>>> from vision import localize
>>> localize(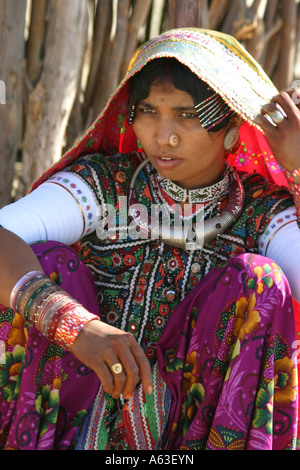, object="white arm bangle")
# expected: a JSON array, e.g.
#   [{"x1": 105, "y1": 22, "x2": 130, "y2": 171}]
[
  {"x1": 46, "y1": 171, "x2": 99, "y2": 237},
  {"x1": 258, "y1": 206, "x2": 300, "y2": 302},
  {"x1": 0, "y1": 172, "x2": 98, "y2": 245}
]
